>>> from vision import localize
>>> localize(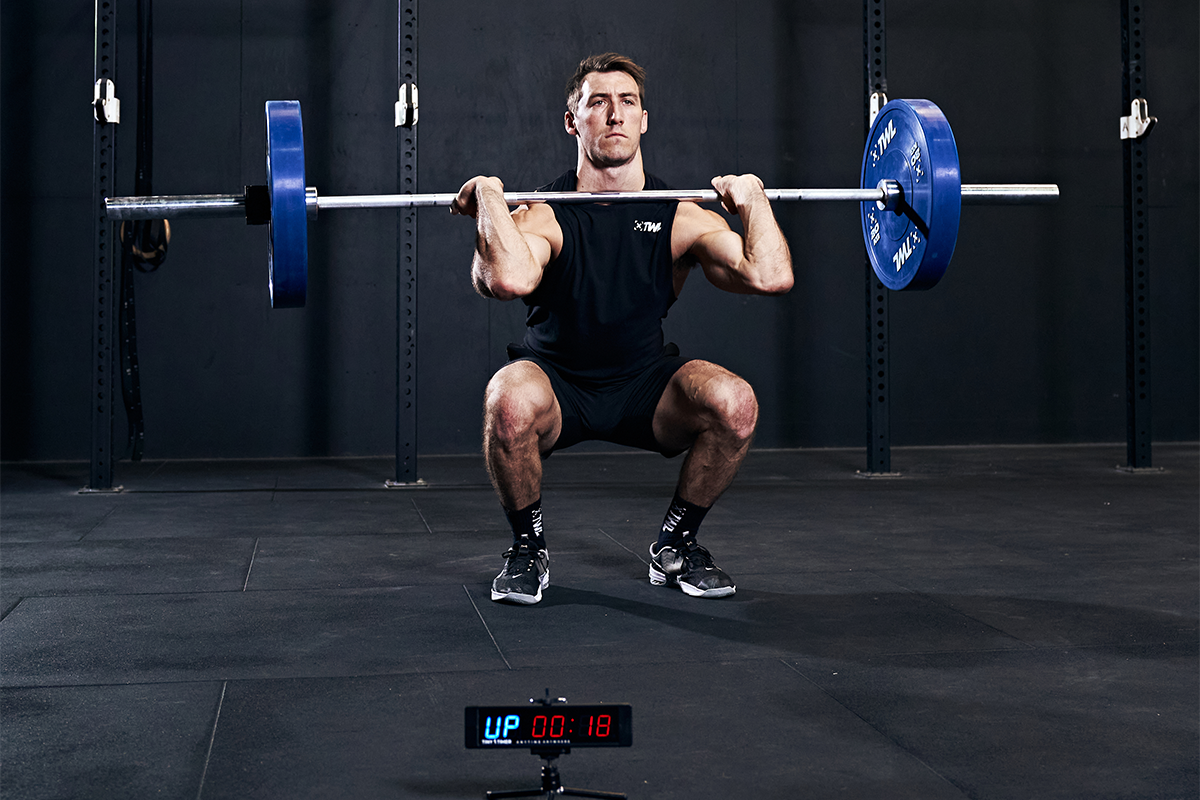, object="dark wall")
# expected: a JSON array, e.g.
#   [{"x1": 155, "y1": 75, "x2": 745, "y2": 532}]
[{"x1": 2, "y1": 0, "x2": 1197, "y2": 461}]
